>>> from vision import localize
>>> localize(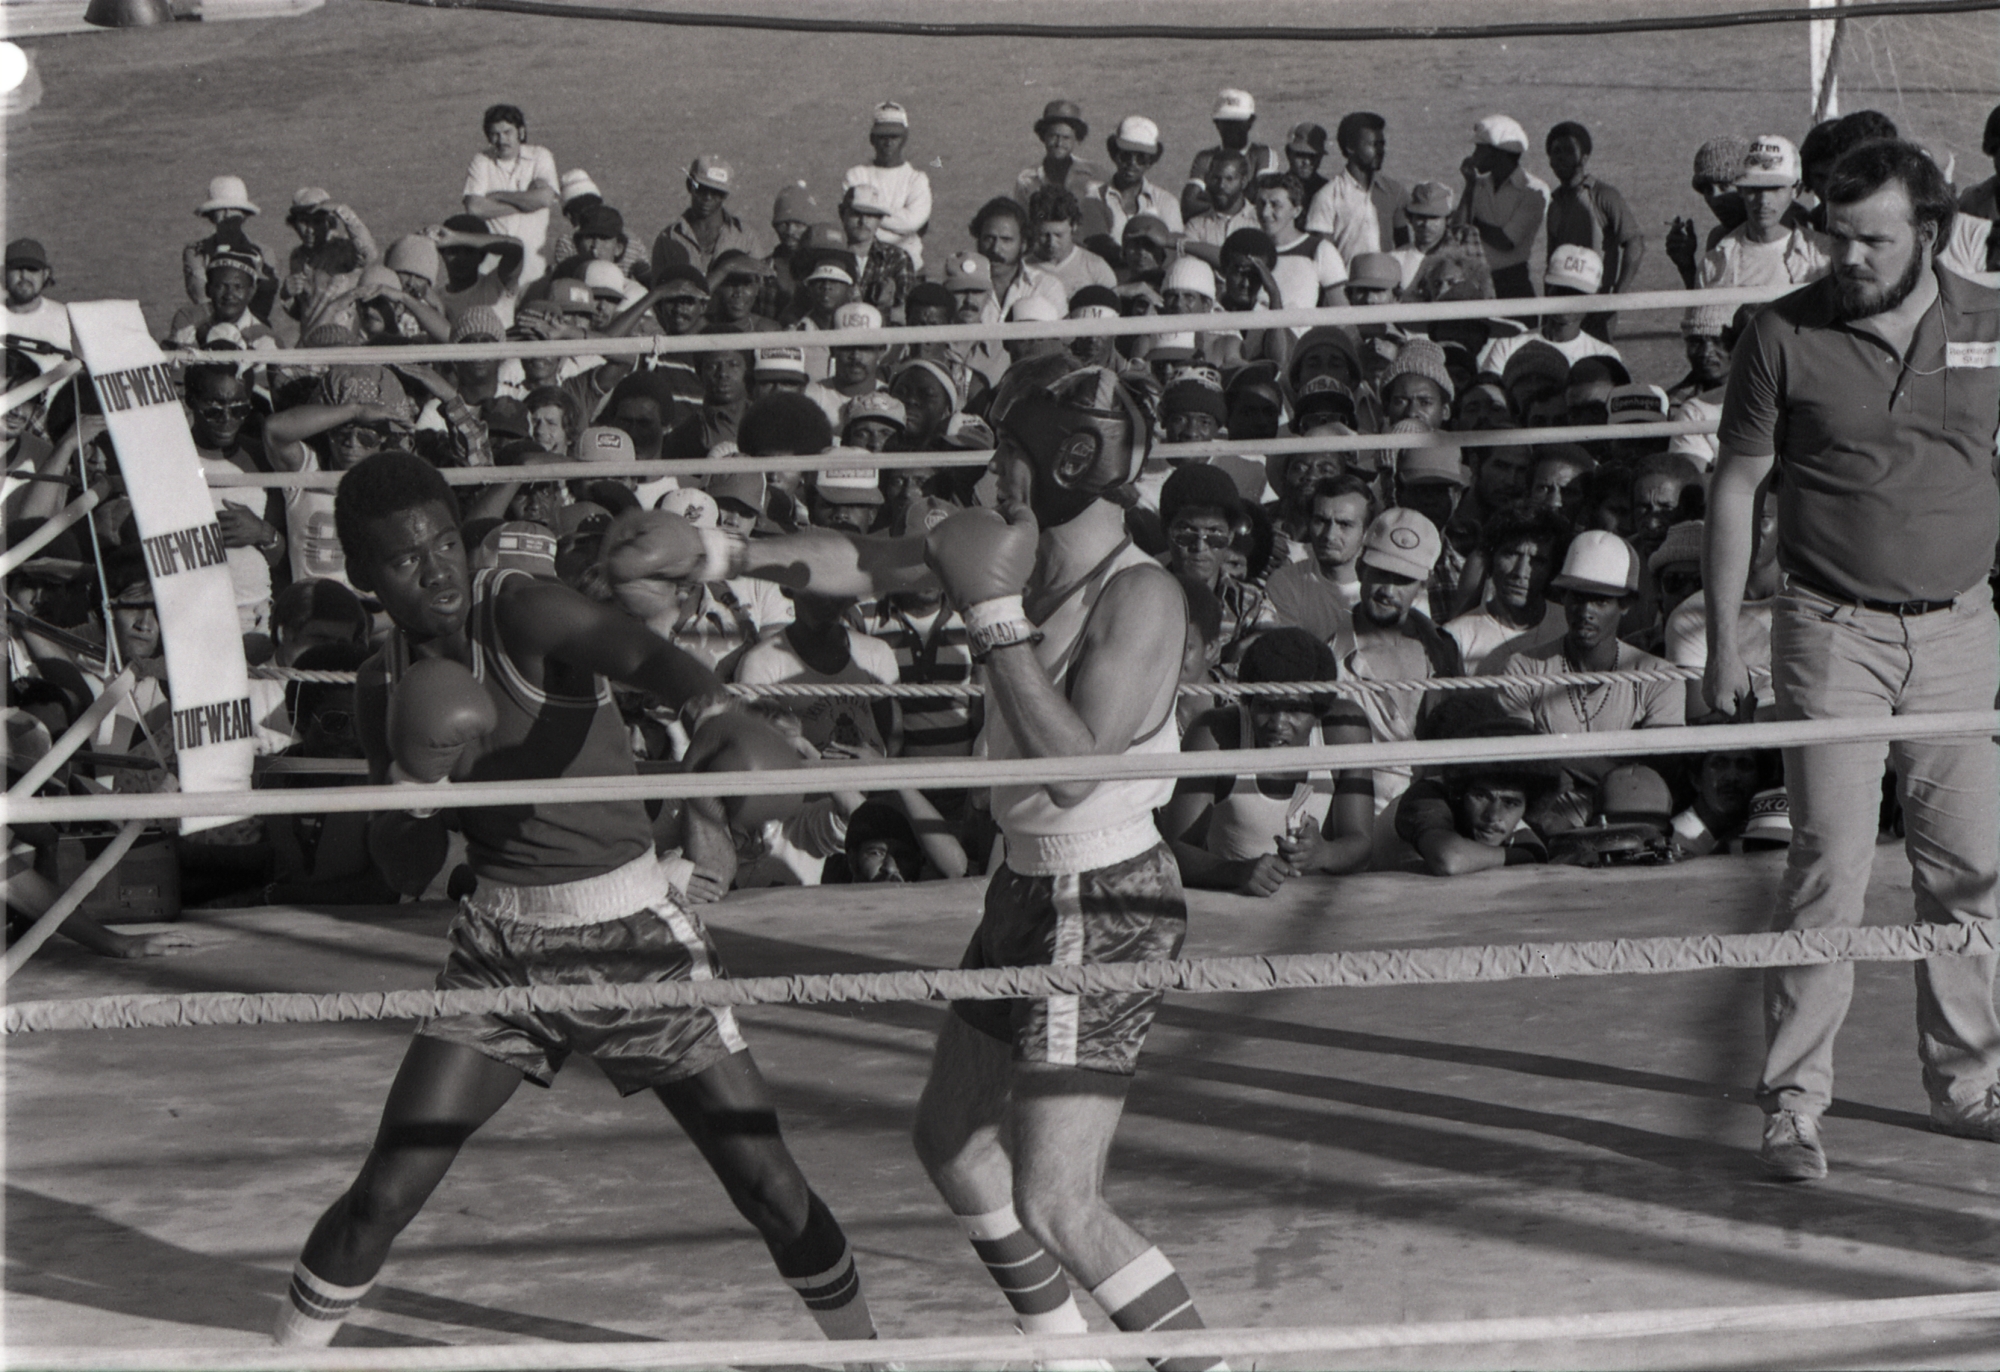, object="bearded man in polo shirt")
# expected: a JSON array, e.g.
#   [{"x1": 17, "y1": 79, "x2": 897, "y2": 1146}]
[{"x1": 1706, "y1": 139, "x2": 2000, "y2": 1178}]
